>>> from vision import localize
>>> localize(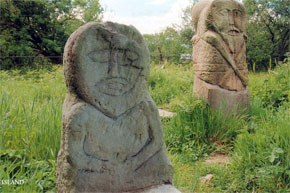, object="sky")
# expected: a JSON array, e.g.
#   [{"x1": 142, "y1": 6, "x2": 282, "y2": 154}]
[{"x1": 99, "y1": 0, "x2": 194, "y2": 34}]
